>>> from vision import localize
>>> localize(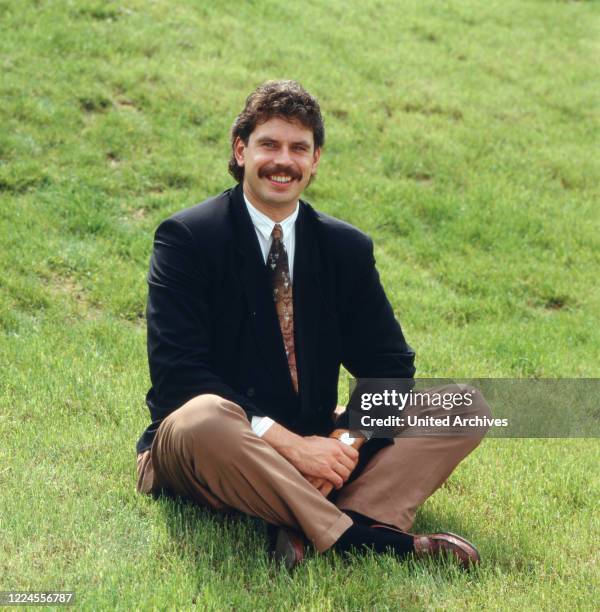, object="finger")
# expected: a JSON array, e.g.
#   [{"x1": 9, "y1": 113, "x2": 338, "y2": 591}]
[
  {"x1": 325, "y1": 469, "x2": 344, "y2": 489},
  {"x1": 320, "y1": 482, "x2": 334, "y2": 497},
  {"x1": 332, "y1": 462, "x2": 351, "y2": 482},
  {"x1": 307, "y1": 476, "x2": 325, "y2": 489},
  {"x1": 336, "y1": 451, "x2": 357, "y2": 472},
  {"x1": 338, "y1": 442, "x2": 359, "y2": 462},
  {"x1": 318, "y1": 476, "x2": 334, "y2": 493}
]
